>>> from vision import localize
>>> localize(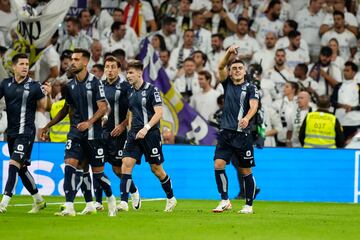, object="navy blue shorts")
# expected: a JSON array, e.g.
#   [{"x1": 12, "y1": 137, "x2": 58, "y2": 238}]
[
  {"x1": 214, "y1": 129, "x2": 255, "y2": 168},
  {"x1": 7, "y1": 134, "x2": 35, "y2": 166},
  {"x1": 123, "y1": 129, "x2": 164, "y2": 165},
  {"x1": 103, "y1": 132, "x2": 127, "y2": 167},
  {"x1": 64, "y1": 138, "x2": 105, "y2": 167}
]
